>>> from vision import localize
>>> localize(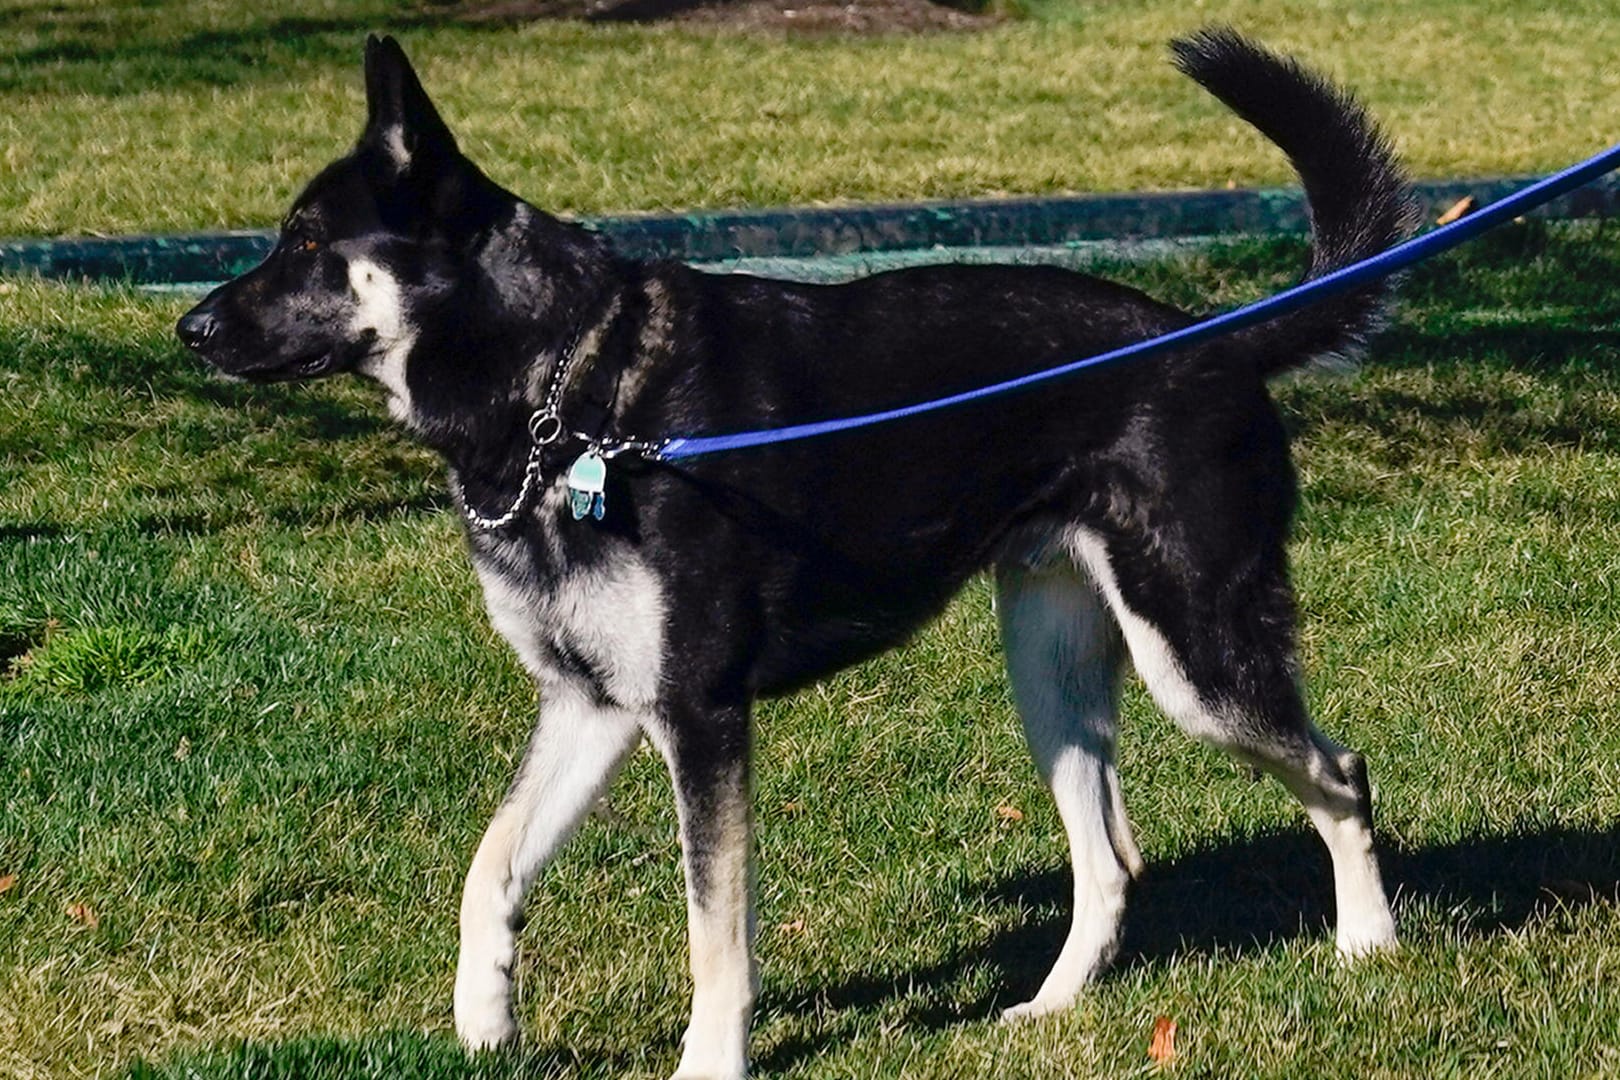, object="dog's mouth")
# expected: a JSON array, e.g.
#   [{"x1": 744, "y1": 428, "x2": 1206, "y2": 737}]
[
  {"x1": 233, "y1": 330, "x2": 384, "y2": 384},
  {"x1": 216, "y1": 348, "x2": 343, "y2": 384}
]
